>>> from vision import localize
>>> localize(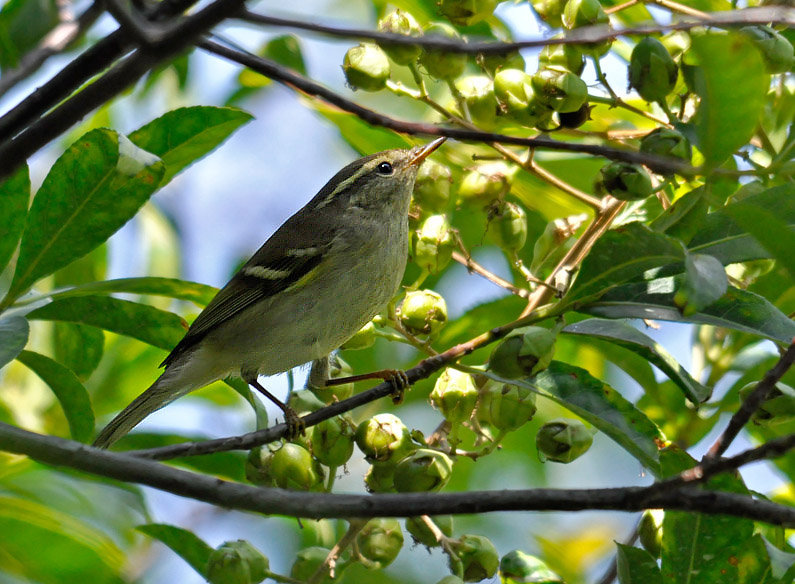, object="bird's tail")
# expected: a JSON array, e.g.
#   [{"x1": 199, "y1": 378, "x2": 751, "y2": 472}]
[{"x1": 93, "y1": 374, "x2": 185, "y2": 449}]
